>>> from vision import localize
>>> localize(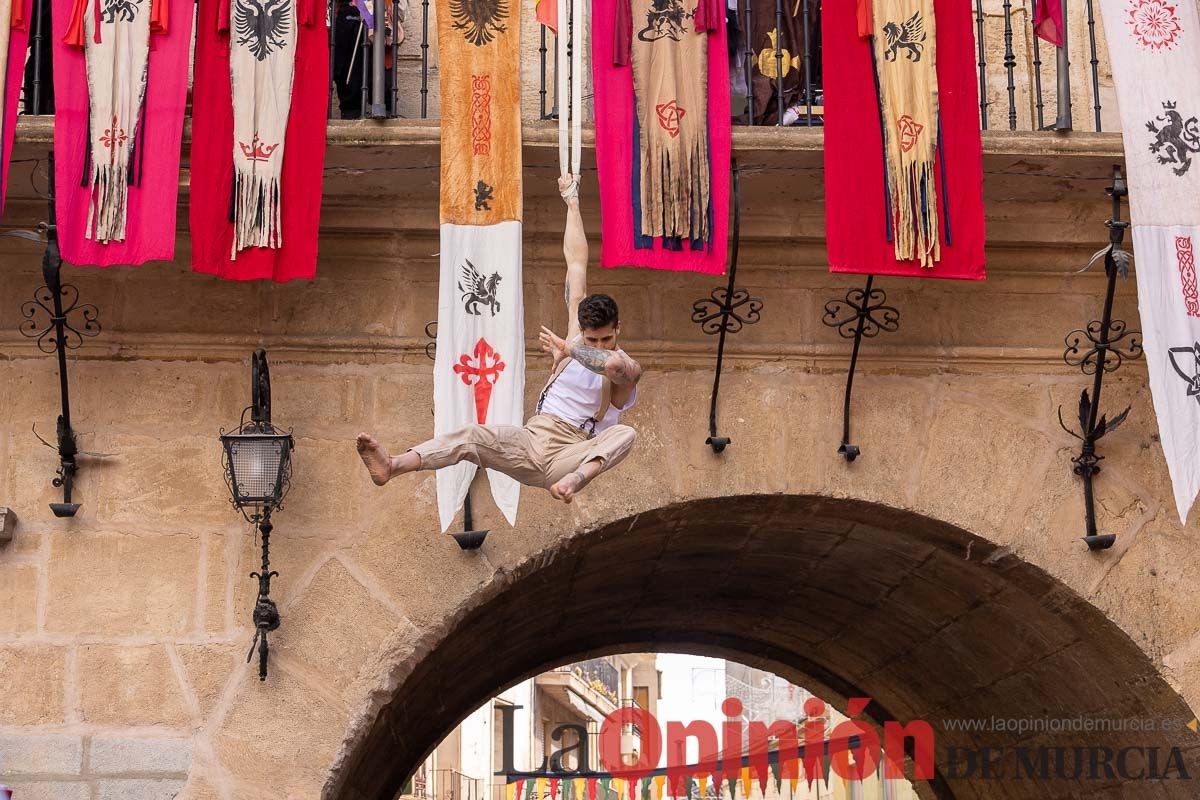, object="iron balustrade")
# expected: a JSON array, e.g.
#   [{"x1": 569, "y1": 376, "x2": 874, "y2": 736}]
[
  {"x1": 9, "y1": 0, "x2": 1108, "y2": 129},
  {"x1": 433, "y1": 769, "x2": 483, "y2": 800},
  {"x1": 619, "y1": 698, "x2": 645, "y2": 737}
]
